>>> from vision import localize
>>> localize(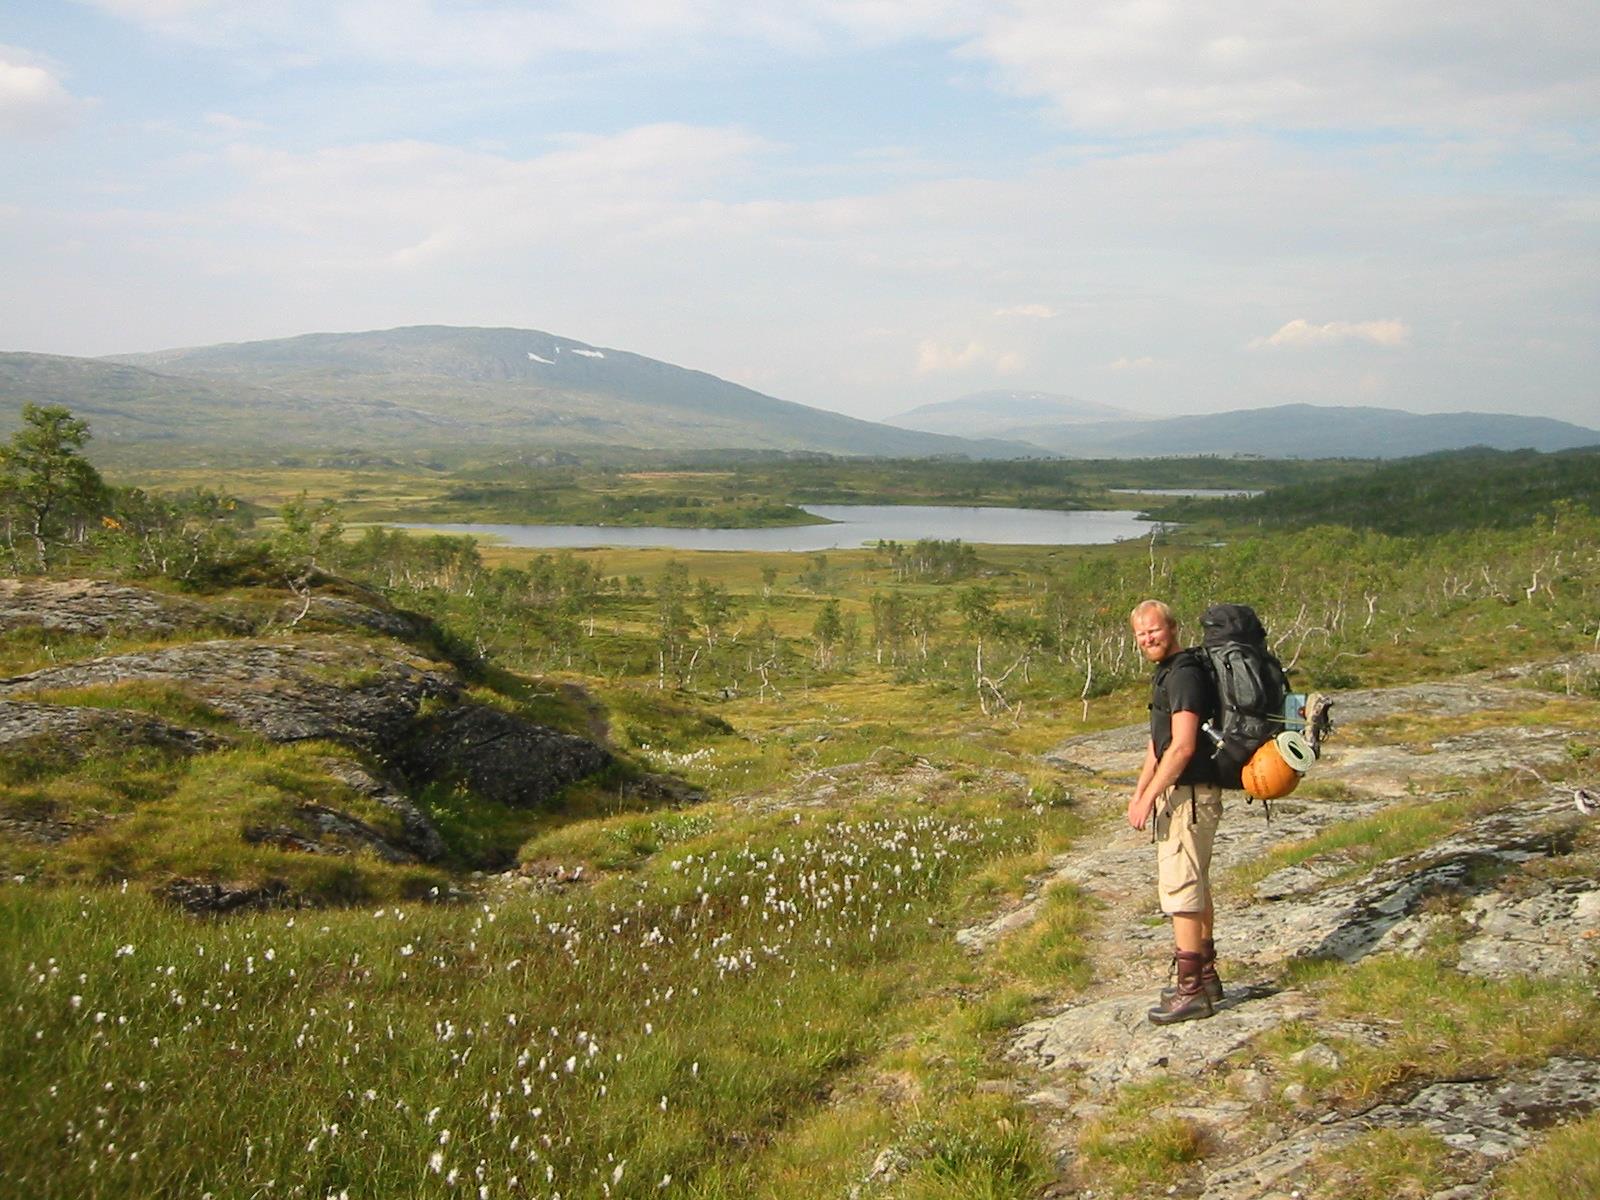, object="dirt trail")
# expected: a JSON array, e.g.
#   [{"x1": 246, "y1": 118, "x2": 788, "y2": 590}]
[{"x1": 966, "y1": 657, "x2": 1600, "y2": 1199}]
